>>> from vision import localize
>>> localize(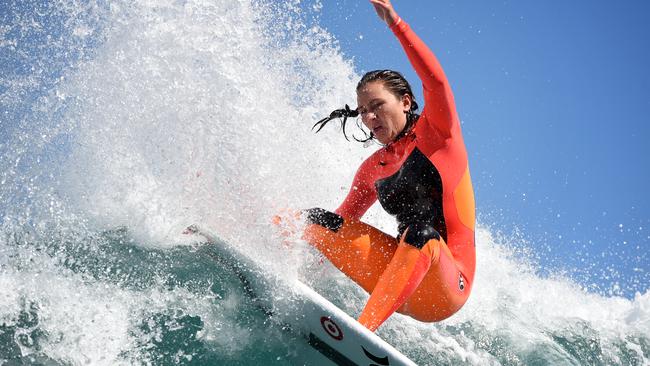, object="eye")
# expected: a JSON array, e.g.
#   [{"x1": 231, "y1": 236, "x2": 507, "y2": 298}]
[{"x1": 358, "y1": 100, "x2": 385, "y2": 117}]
